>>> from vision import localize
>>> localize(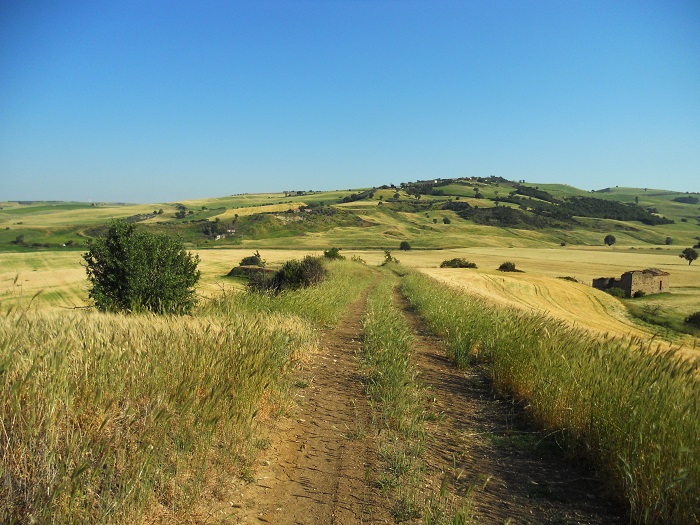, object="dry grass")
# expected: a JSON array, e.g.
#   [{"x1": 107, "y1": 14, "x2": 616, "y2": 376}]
[
  {"x1": 0, "y1": 259, "x2": 375, "y2": 524},
  {"x1": 401, "y1": 270, "x2": 700, "y2": 524}
]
